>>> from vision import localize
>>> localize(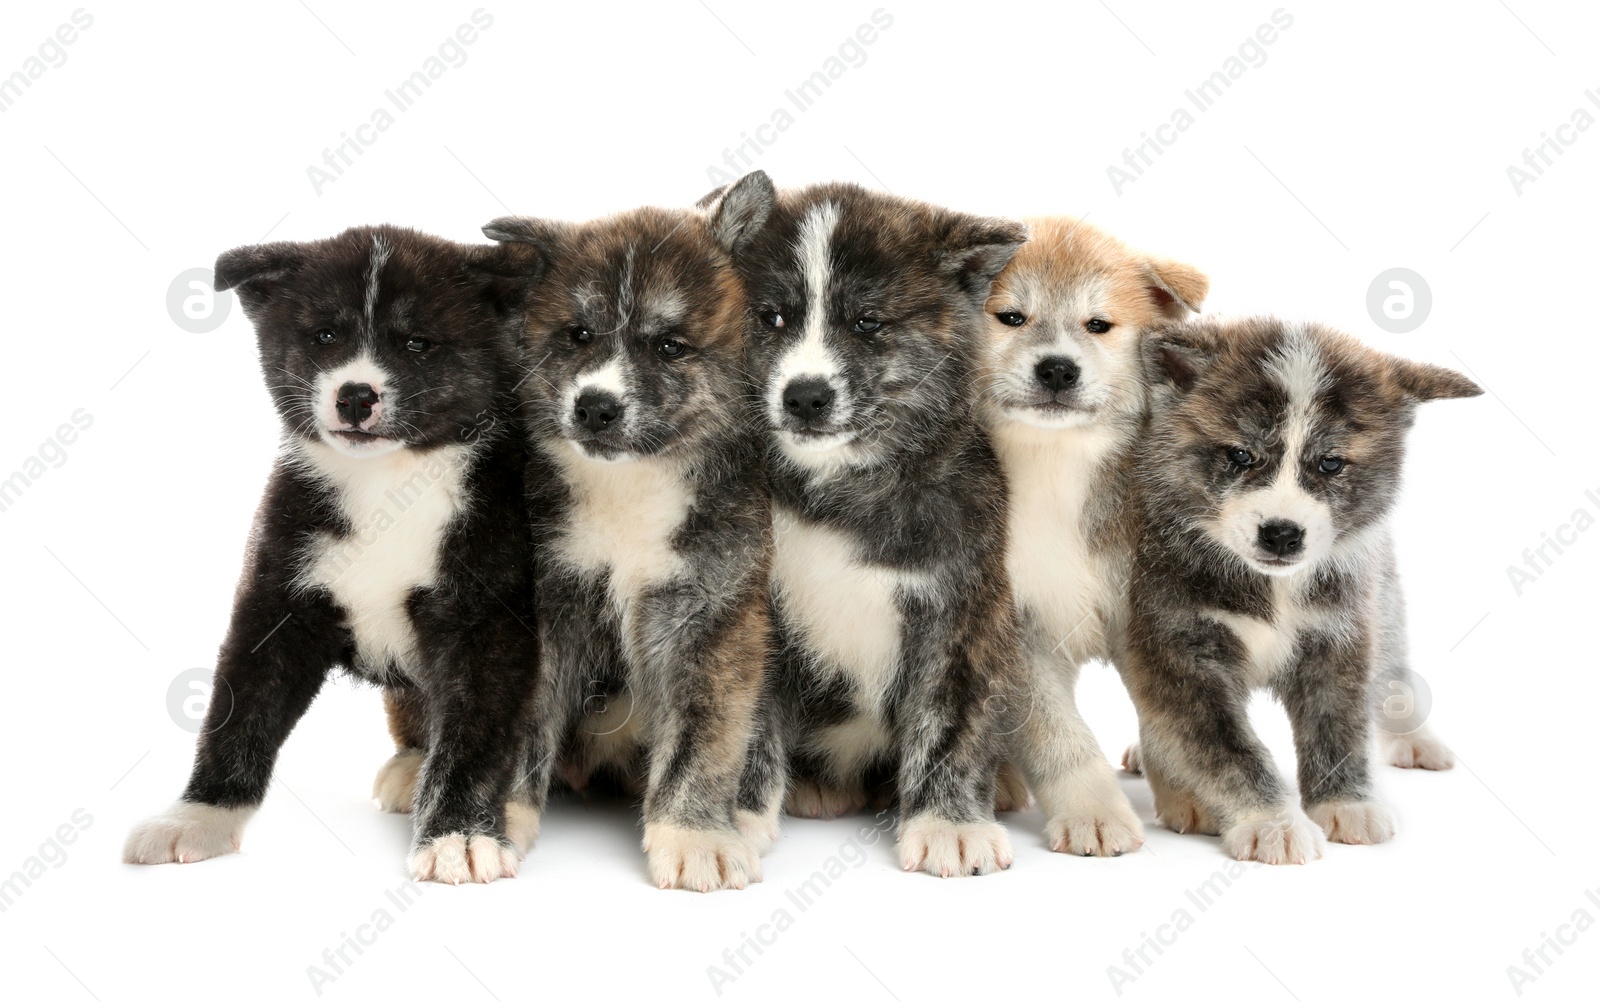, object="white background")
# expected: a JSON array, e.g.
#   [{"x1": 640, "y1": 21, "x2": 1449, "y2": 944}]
[{"x1": 2, "y1": 2, "x2": 1597, "y2": 1000}]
